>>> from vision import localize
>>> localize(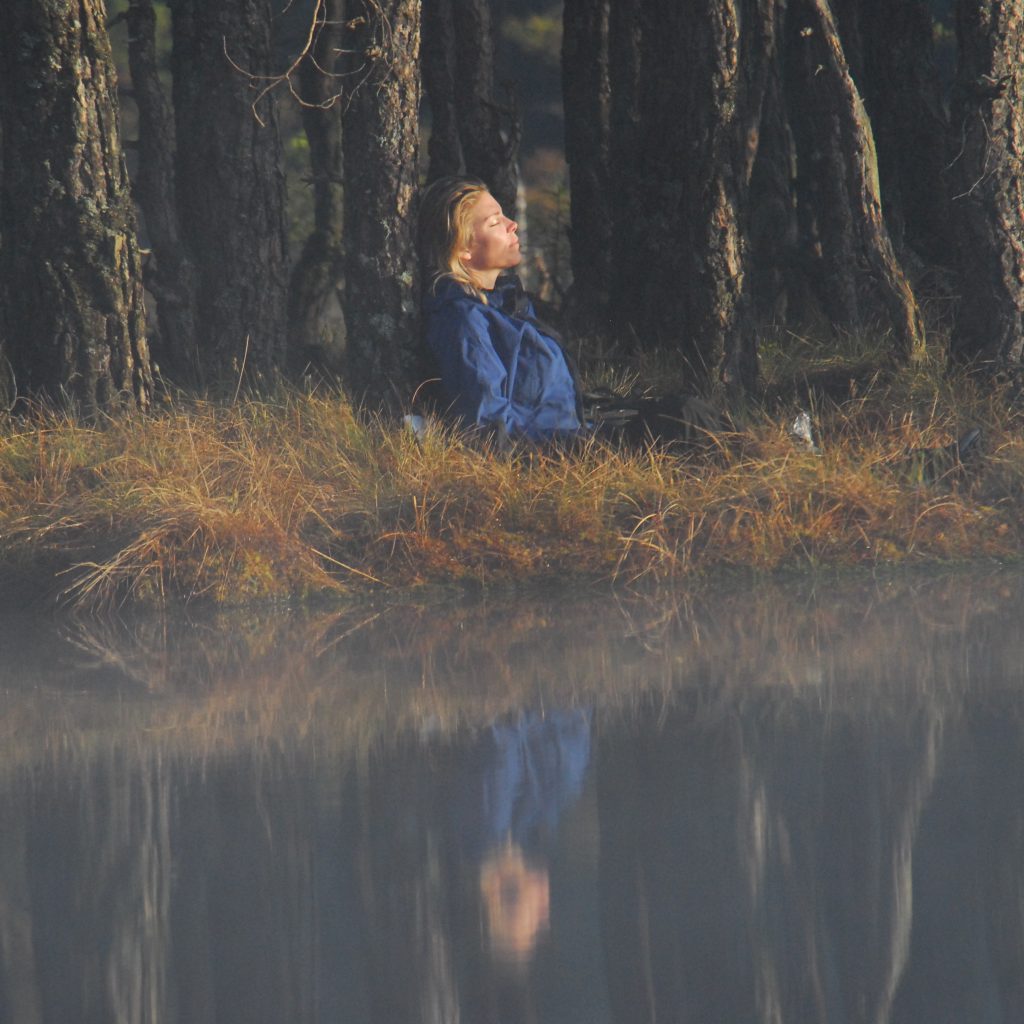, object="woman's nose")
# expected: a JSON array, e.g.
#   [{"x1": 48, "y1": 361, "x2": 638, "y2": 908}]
[{"x1": 508, "y1": 218, "x2": 518, "y2": 234}]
